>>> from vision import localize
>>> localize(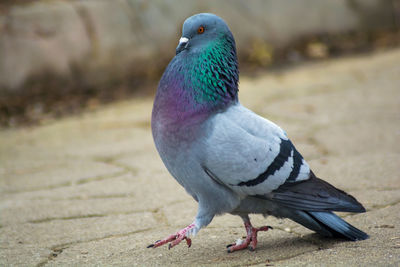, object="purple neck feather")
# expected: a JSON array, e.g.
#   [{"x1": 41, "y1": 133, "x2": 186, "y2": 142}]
[{"x1": 152, "y1": 35, "x2": 239, "y2": 134}]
